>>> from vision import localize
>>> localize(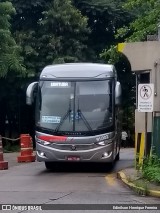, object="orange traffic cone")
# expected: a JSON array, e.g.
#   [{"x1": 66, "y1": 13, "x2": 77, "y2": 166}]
[
  {"x1": 0, "y1": 135, "x2": 8, "y2": 170},
  {"x1": 17, "y1": 134, "x2": 36, "y2": 162}
]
